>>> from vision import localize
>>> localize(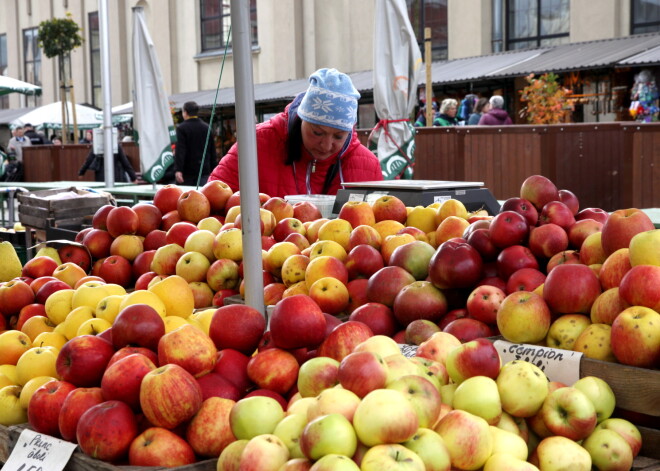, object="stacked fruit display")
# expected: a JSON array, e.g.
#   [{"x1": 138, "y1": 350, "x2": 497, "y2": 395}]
[{"x1": 0, "y1": 173, "x2": 658, "y2": 469}]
